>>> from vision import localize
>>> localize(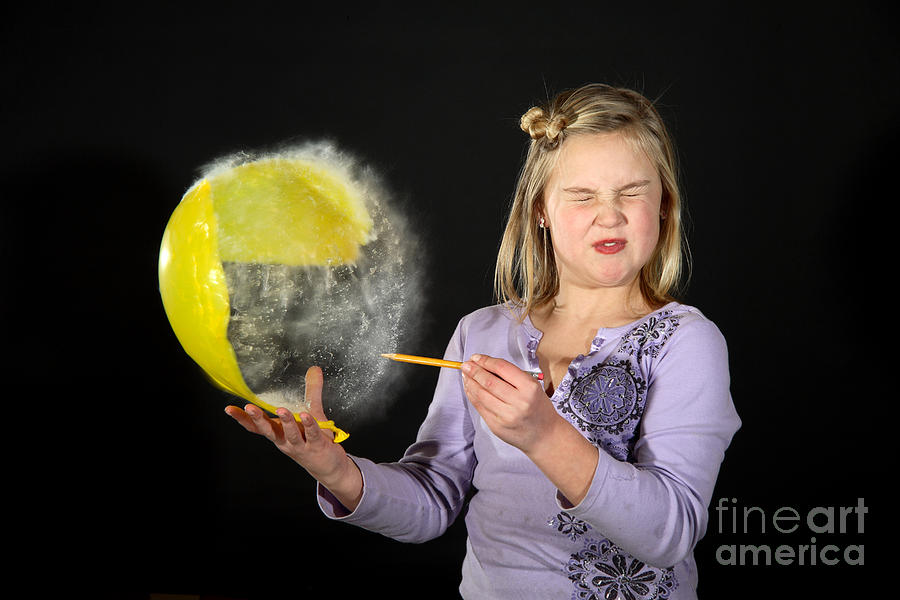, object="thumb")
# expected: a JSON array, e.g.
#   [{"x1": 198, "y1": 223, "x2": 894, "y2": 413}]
[{"x1": 304, "y1": 365, "x2": 327, "y2": 421}]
